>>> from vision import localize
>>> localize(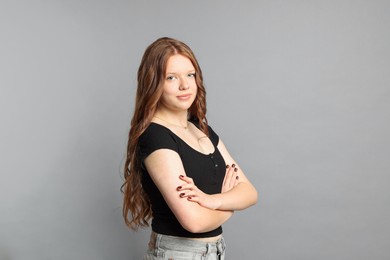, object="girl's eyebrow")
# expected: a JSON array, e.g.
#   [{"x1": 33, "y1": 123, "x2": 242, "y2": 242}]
[{"x1": 166, "y1": 70, "x2": 196, "y2": 74}]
